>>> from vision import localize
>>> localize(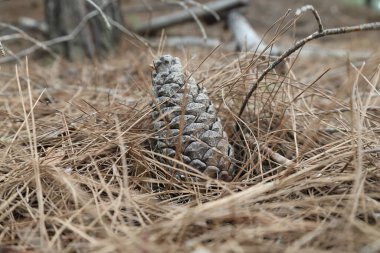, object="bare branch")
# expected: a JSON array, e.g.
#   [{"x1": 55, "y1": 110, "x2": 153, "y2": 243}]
[
  {"x1": 177, "y1": 1, "x2": 208, "y2": 40},
  {"x1": 259, "y1": 144, "x2": 296, "y2": 167},
  {"x1": 185, "y1": 0, "x2": 221, "y2": 21},
  {"x1": 0, "y1": 11, "x2": 97, "y2": 64},
  {"x1": 0, "y1": 33, "x2": 23, "y2": 41},
  {"x1": 86, "y1": 0, "x2": 112, "y2": 30},
  {"x1": 238, "y1": 8, "x2": 380, "y2": 118},
  {"x1": 0, "y1": 2, "x2": 146, "y2": 64},
  {"x1": 295, "y1": 5, "x2": 323, "y2": 32},
  {"x1": 0, "y1": 22, "x2": 57, "y2": 58},
  {"x1": 244, "y1": 134, "x2": 296, "y2": 168}
]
